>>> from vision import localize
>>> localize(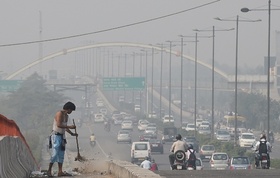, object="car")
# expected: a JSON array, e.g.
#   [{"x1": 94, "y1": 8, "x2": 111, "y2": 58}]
[
  {"x1": 119, "y1": 95, "x2": 125, "y2": 102},
  {"x1": 228, "y1": 129, "x2": 242, "y2": 140},
  {"x1": 148, "y1": 111, "x2": 157, "y2": 119},
  {"x1": 139, "y1": 133, "x2": 155, "y2": 141},
  {"x1": 112, "y1": 113, "x2": 122, "y2": 121},
  {"x1": 238, "y1": 132, "x2": 256, "y2": 148},
  {"x1": 112, "y1": 110, "x2": 120, "y2": 115},
  {"x1": 96, "y1": 100, "x2": 104, "y2": 107},
  {"x1": 196, "y1": 158, "x2": 204, "y2": 170},
  {"x1": 199, "y1": 145, "x2": 215, "y2": 160},
  {"x1": 149, "y1": 139, "x2": 164, "y2": 154},
  {"x1": 144, "y1": 127, "x2": 157, "y2": 135},
  {"x1": 131, "y1": 142, "x2": 151, "y2": 164},
  {"x1": 229, "y1": 156, "x2": 251, "y2": 170},
  {"x1": 196, "y1": 119, "x2": 203, "y2": 127},
  {"x1": 117, "y1": 130, "x2": 132, "y2": 143},
  {"x1": 121, "y1": 120, "x2": 133, "y2": 130},
  {"x1": 124, "y1": 115, "x2": 138, "y2": 125},
  {"x1": 210, "y1": 152, "x2": 229, "y2": 170},
  {"x1": 94, "y1": 114, "x2": 105, "y2": 123},
  {"x1": 183, "y1": 136, "x2": 199, "y2": 152},
  {"x1": 185, "y1": 123, "x2": 196, "y2": 132},
  {"x1": 162, "y1": 126, "x2": 177, "y2": 142},
  {"x1": 114, "y1": 117, "x2": 123, "y2": 125},
  {"x1": 181, "y1": 121, "x2": 188, "y2": 130},
  {"x1": 198, "y1": 125, "x2": 211, "y2": 135},
  {"x1": 162, "y1": 115, "x2": 174, "y2": 123},
  {"x1": 200, "y1": 121, "x2": 210, "y2": 127},
  {"x1": 138, "y1": 120, "x2": 149, "y2": 131},
  {"x1": 215, "y1": 130, "x2": 231, "y2": 142},
  {"x1": 147, "y1": 123, "x2": 157, "y2": 128},
  {"x1": 134, "y1": 105, "x2": 141, "y2": 112},
  {"x1": 99, "y1": 107, "x2": 107, "y2": 115}
]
